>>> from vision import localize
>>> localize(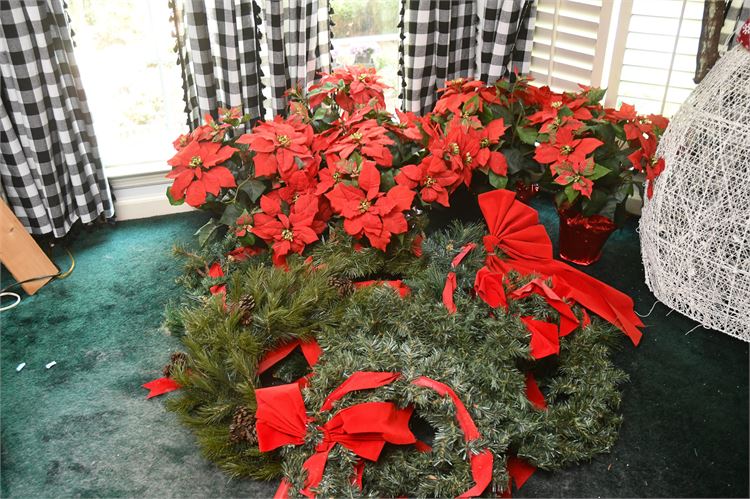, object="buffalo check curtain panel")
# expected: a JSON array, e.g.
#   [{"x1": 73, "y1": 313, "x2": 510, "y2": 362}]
[{"x1": 0, "y1": 0, "x2": 114, "y2": 237}]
